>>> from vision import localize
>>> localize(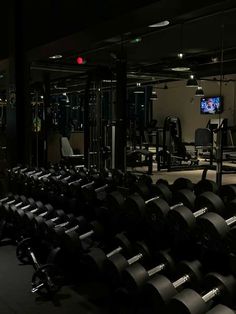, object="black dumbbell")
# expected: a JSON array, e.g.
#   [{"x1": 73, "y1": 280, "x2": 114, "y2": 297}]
[
  {"x1": 121, "y1": 250, "x2": 175, "y2": 293},
  {"x1": 206, "y1": 304, "x2": 235, "y2": 314},
  {"x1": 83, "y1": 232, "x2": 133, "y2": 276},
  {"x1": 16, "y1": 238, "x2": 62, "y2": 296},
  {"x1": 124, "y1": 183, "x2": 173, "y2": 227},
  {"x1": 168, "y1": 273, "x2": 236, "y2": 314},
  {"x1": 1, "y1": 195, "x2": 29, "y2": 217},
  {"x1": 219, "y1": 185, "x2": 236, "y2": 204},
  {"x1": 167, "y1": 191, "x2": 225, "y2": 240},
  {"x1": 59, "y1": 220, "x2": 105, "y2": 252},
  {"x1": 197, "y1": 201, "x2": 236, "y2": 253},
  {"x1": 143, "y1": 260, "x2": 202, "y2": 310},
  {"x1": 103, "y1": 241, "x2": 152, "y2": 286}
]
